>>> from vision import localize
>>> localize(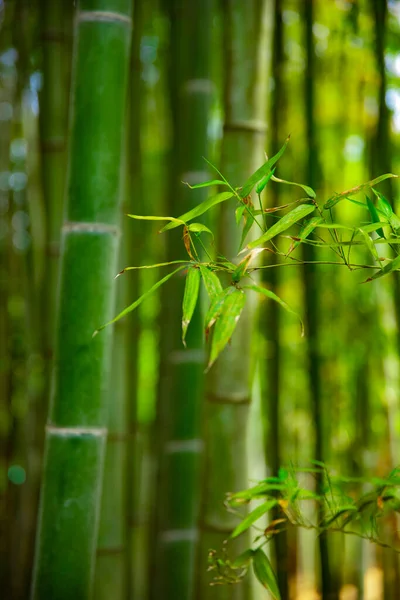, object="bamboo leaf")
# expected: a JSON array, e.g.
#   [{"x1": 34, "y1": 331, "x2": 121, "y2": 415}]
[
  {"x1": 231, "y1": 500, "x2": 278, "y2": 538},
  {"x1": 187, "y1": 222, "x2": 214, "y2": 237},
  {"x1": 127, "y1": 213, "x2": 184, "y2": 226},
  {"x1": 358, "y1": 228, "x2": 381, "y2": 266},
  {"x1": 252, "y1": 549, "x2": 281, "y2": 600},
  {"x1": 207, "y1": 289, "x2": 246, "y2": 369},
  {"x1": 255, "y1": 168, "x2": 275, "y2": 195},
  {"x1": 235, "y1": 204, "x2": 246, "y2": 225},
  {"x1": 182, "y1": 267, "x2": 201, "y2": 346},
  {"x1": 286, "y1": 216, "x2": 323, "y2": 255},
  {"x1": 364, "y1": 254, "x2": 400, "y2": 283},
  {"x1": 183, "y1": 179, "x2": 229, "y2": 189},
  {"x1": 231, "y1": 550, "x2": 254, "y2": 568},
  {"x1": 243, "y1": 284, "x2": 304, "y2": 336},
  {"x1": 199, "y1": 265, "x2": 223, "y2": 300},
  {"x1": 366, "y1": 196, "x2": 384, "y2": 239},
  {"x1": 94, "y1": 266, "x2": 187, "y2": 334},
  {"x1": 240, "y1": 136, "x2": 290, "y2": 198},
  {"x1": 117, "y1": 260, "x2": 189, "y2": 276},
  {"x1": 160, "y1": 191, "x2": 235, "y2": 232},
  {"x1": 271, "y1": 174, "x2": 316, "y2": 198},
  {"x1": 373, "y1": 189, "x2": 400, "y2": 232},
  {"x1": 204, "y1": 287, "x2": 234, "y2": 333},
  {"x1": 323, "y1": 173, "x2": 398, "y2": 209},
  {"x1": 239, "y1": 214, "x2": 255, "y2": 252},
  {"x1": 232, "y1": 249, "x2": 265, "y2": 283},
  {"x1": 246, "y1": 204, "x2": 315, "y2": 250}
]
